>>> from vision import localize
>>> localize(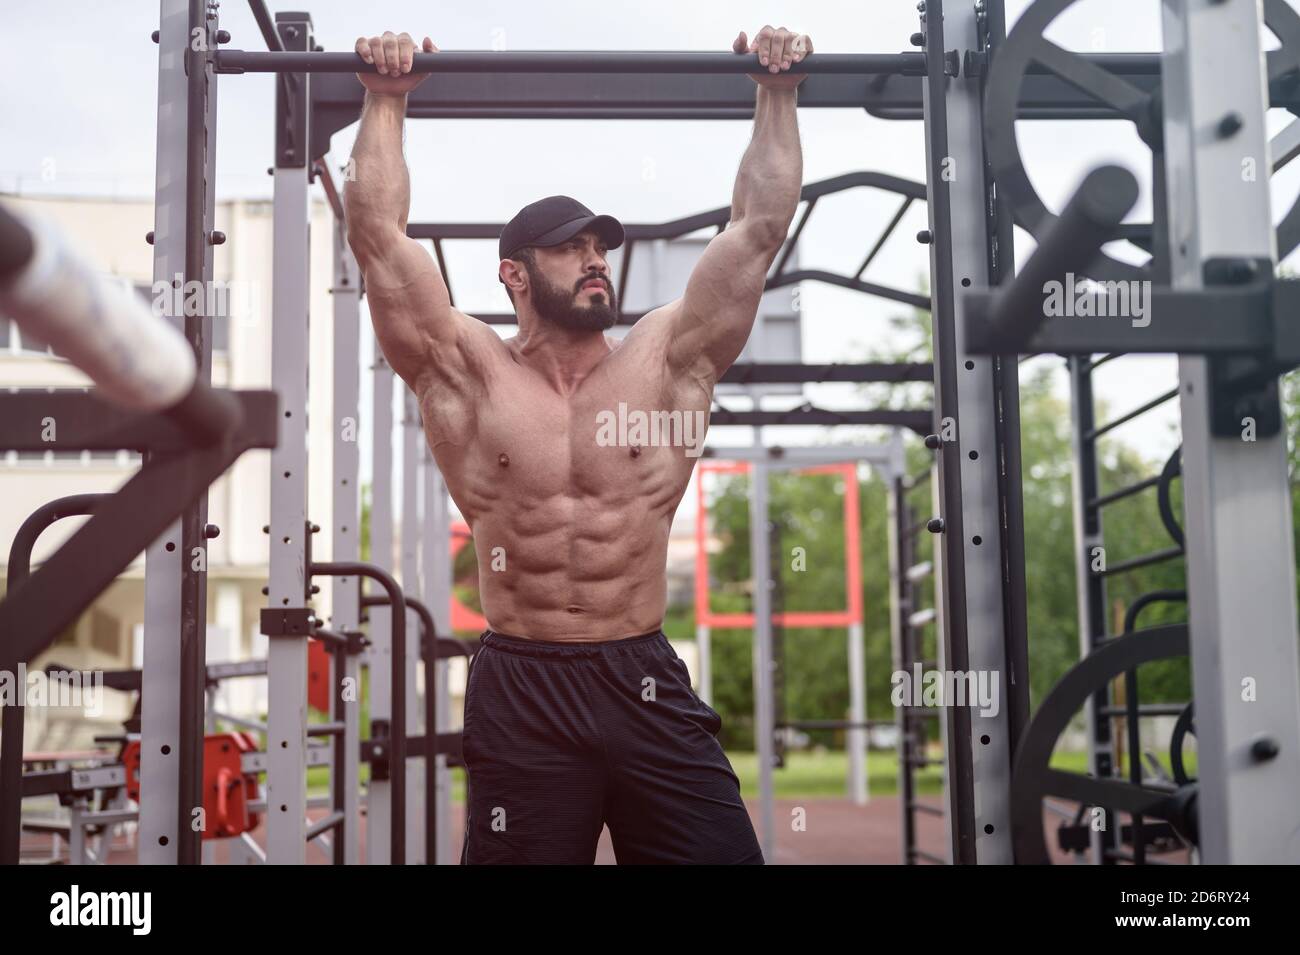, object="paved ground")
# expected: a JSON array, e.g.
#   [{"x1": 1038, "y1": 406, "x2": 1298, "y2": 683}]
[
  {"x1": 25, "y1": 794, "x2": 1099, "y2": 865},
  {"x1": 449, "y1": 796, "x2": 953, "y2": 865}
]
